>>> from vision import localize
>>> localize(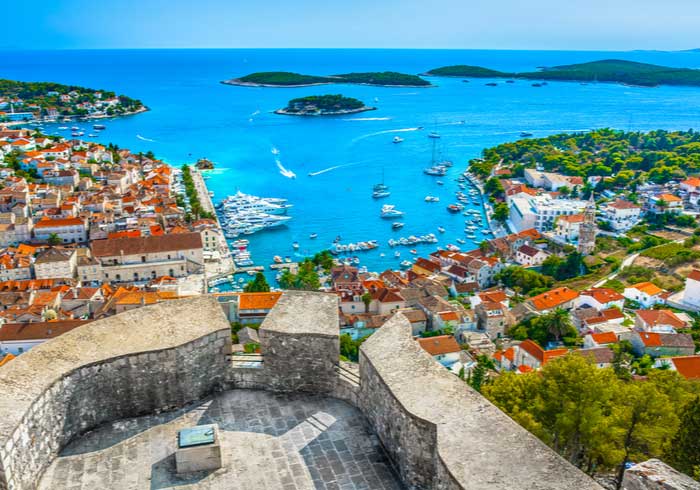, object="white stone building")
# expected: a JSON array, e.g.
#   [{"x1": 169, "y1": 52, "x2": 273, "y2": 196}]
[{"x1": 34, "y1": 248, "x2": 77, "y2": 279}]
